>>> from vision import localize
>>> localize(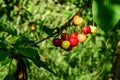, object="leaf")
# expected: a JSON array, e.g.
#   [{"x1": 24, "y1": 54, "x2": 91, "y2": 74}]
[
  {"x1": 4, "y1": 74, "x2": 16, "y2": 80},
  {"x1": 43, "y1": 25, "x2": 56, "y2": 35},
  {"x1": 0, "y1": 24, "x2": 17, "y2": 35},
  {"x1": 92, "y1": 0, "x2": 120, "y2": 32},
  {"x1": 7, "y1": 36, "x2": 19, "y2": 44},
  {"x1": 0, "y1": 58, "x2": 10, "y2": 66},
  {"x1": 15, "y1": 36, "x2": 35, "y2": 47},
  {"x1": 30, "y1": 55, "x2": 56, "y2": 76},
  {"x1": 17, "y1": 47, "x2": 38, "y2": 58},
  {"x1": 0, "y1": 50, "x2": 10, "y2": 61},
  {"x1": 0, "y1": 40, "x2": 8, "y2": 48},
  {"x1": 0, "y1": 25, "x2": 4, "y2": 31}
]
